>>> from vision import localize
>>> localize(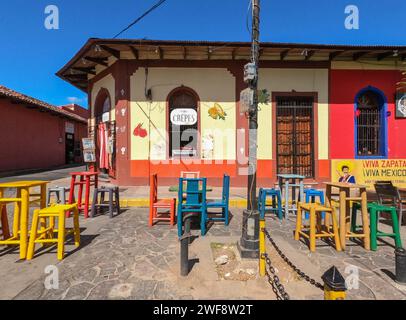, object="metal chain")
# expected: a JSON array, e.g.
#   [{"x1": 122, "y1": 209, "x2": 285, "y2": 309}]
[
  {"x1": 263, "y1": 253, "x2": 290, "y2": 300},
  {"x1": 263, "y1": 228, "x2": 324, "y2": 291}
]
